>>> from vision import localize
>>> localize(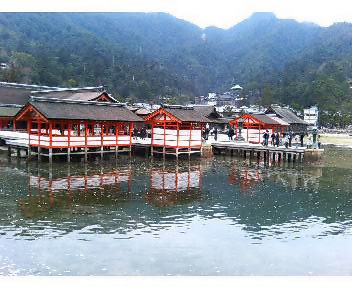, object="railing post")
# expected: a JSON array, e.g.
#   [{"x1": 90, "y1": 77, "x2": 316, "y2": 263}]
[
  {"x1": 100, "y1": 122, "x2": 104, "y2": 158},
  {"x1": 84, "y1": 121, "x2": 88, "y2": 162},
  {"x1": 28, "y1": 119, "x2": 32, "y2": 157},
  {"x1": 38, "y1": 119, "x2": 41, "y2": 162},
  {"x1": 49, "y1": 121, "x2": 53, "y2": 164},
  {"x1": 67, "y1": 121, "x2": 71, "y2": 162}
]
